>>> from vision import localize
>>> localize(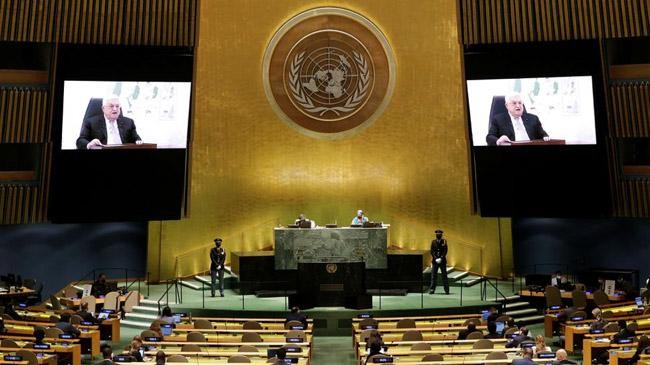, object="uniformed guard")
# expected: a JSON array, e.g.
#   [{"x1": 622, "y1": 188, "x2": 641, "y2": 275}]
[
  {"x1": 429, "y1": 229, "x2": 449, "y2": 294},
  {"x1": 210, "y1": 238, "x2": 226, "y2": 297}
]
